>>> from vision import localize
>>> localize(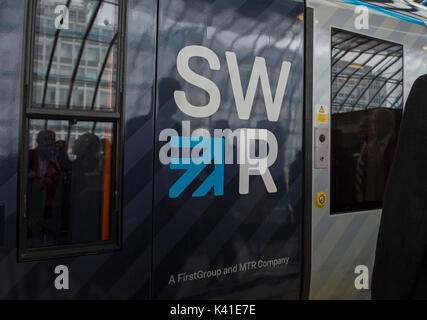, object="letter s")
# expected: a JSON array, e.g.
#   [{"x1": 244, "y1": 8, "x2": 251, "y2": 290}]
[{"x1": 174, "y1": 45, "x2": 221, "y2": 118}]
